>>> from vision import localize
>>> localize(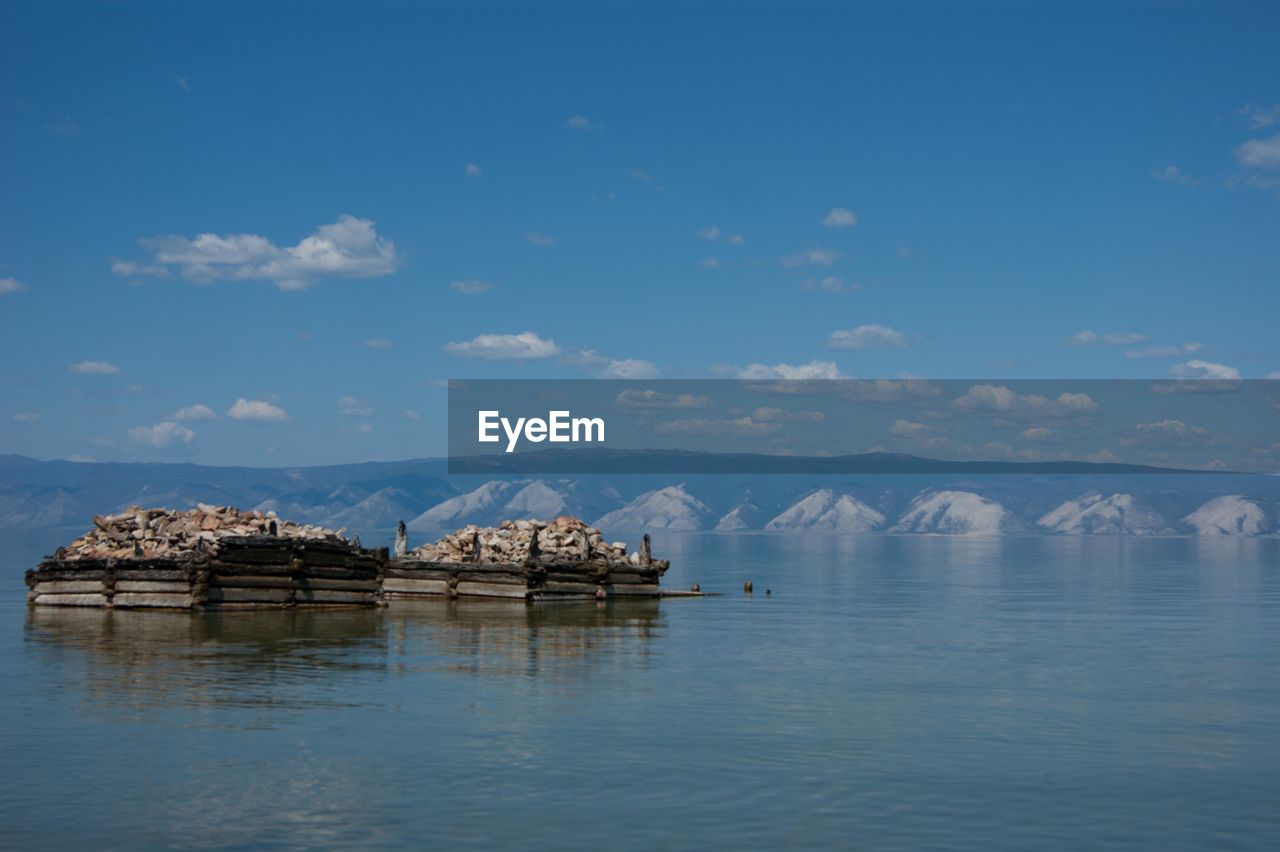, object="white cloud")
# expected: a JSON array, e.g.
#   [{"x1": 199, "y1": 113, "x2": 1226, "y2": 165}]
[
  {"x1": 1236, "y1": 134, "x2": 1280, "y2": 169},
  {"x1": 1168, "y1": 360, "x2": 1241, "y2": 380},
  {"x1": 782, "y1": 248, "x2": 839, "y2": 267},
  {"x1": 616, "y1": 389, "x2": 712, "y2": 410},
  {"x1": 402, "y1": 409, "x2": 421, "y2": 420},
  {"x1": 889, "y1": 419, "x2": 928, "y2": 437},
  {"x1": 69, "y1": 361, "x2": 120, "y2": 375},
  {"x1": 736, "y1": 360, "x2": 846, "y2": 380},
  {"x1": 129, "y1": 421, "x2": 195, "y2": 449},
  {"x1": 1266, "y1": 371, "x2": 1280, "y2": 380},
  {"x1": 1151, "y1": 165, "x2": 1201, "y2": 186},
  {"x1": 1135, "y1": 419, "x2": 1207, "y2": 436},
  {"x1": 653, "y1": 416, "x2": 781, "y2": 437},
  {"x1": 1022, "y1": 426, "x2": 1052, "y2": 440},
  {"x1": 821, "y1": 207, "x2": 857, "y2": 227},
  {"x1": 628, "y1": 167, "x2": 656, "y2": 183},
  {"x1": 109, "y1": 260, "x2": 169, "y2": 279},
  {"x1": 952, "y1": 384, "x2": 1099, "y2": 417},
  {"x1": 828, "y1": 324, "x2": 907, "y2": 350},
  {"x1": 0, "y1": 277, "x2": 26, "y2": 295},
  {"x1": 565, "y1": 115, "x2": 592, "y2": 130},
  {"x1": 115, "y1": 215, "x2": 400, "y2": 291},
  {"x1": 67, "y1": 454, "x2": 95, "y2": 463},
  {"x1": 450, "y1": 279, "x2": 495, "y2": 294},
  {"x1": 697, "y1": 225, "x2": 720, "y2": 240},
  {"x1": 599, "y1": 358, "x2": 660, "y2": 379},
  {"x1": 804, "y1": 276, "x2": 859, "y2": 294},
  {"x1": 1241, "y1": 103, "x2": 1280, "y2": 129},
  {"x1": 228, "y1": 398, "x2": 289, "y2": 423},
  {"x1": 354, "y1": 422, "x2": 374, "y2": 434},
  {"x1": 172, "y1": 404, "x2": 216, "y2": 422},
  {"x1": 338, "y1": 396, "x2": 373, "y2": 417},
  {"x1": 525, "y1": 232, "x2": 555, "y2": 246},
  {"x1": 363, "y1": 338, "x2": 393, "y2": 350},
  {"x1": 752, "y1": 406, "x2": 824, "y2": 423},
  {"x1": 699, "y1": 257, "x2": 720, "y2": 269},
  {"x1": 464, "y1": 163, "x2": 482, "y2": 177},
  {"x1": 1125, "y1": 342, "x2": 1203, "y2": 359},
  {"x1": 12, "y1": 411, "x2": 41, "y2": 423},
  {"x1": 445, "y1": 331, "x2": 560, "y2": 360},
  {"x1": 727, "y1": 233, "x2": 746, "y2": 245},
  {"x1": 1063, "y1": 330, "x2": 1147, "y2": 347}
]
